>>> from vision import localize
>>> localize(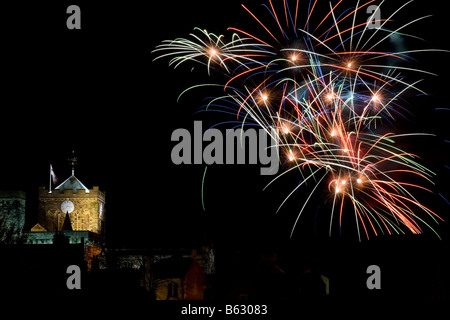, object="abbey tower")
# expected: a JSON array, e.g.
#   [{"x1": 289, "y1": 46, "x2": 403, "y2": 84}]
[{"x1": 32, "y1": 154, "x2": 105, "y2": 235}]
